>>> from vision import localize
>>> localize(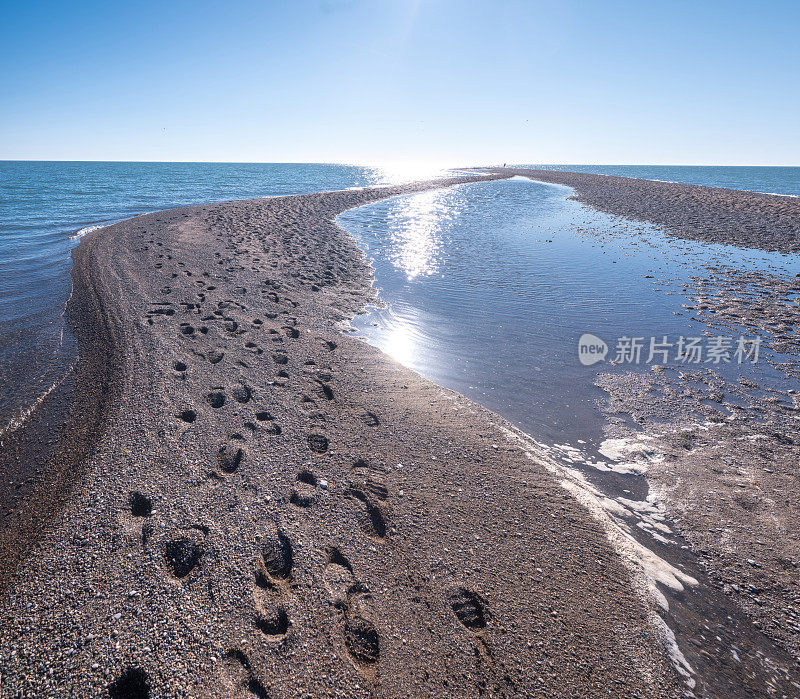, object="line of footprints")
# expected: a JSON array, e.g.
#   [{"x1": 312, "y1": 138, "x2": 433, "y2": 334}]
[{"x1": 113, "y1": 228, "x2": 490, "y2": 697}]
